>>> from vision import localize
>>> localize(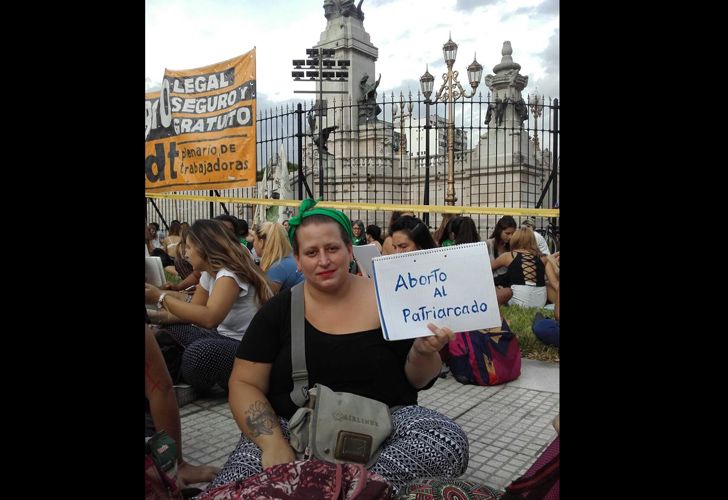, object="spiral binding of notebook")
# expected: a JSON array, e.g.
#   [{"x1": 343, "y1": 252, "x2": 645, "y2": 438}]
[{"x1": 373, "y1": 242, "x2": 489, "y2": 261}]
